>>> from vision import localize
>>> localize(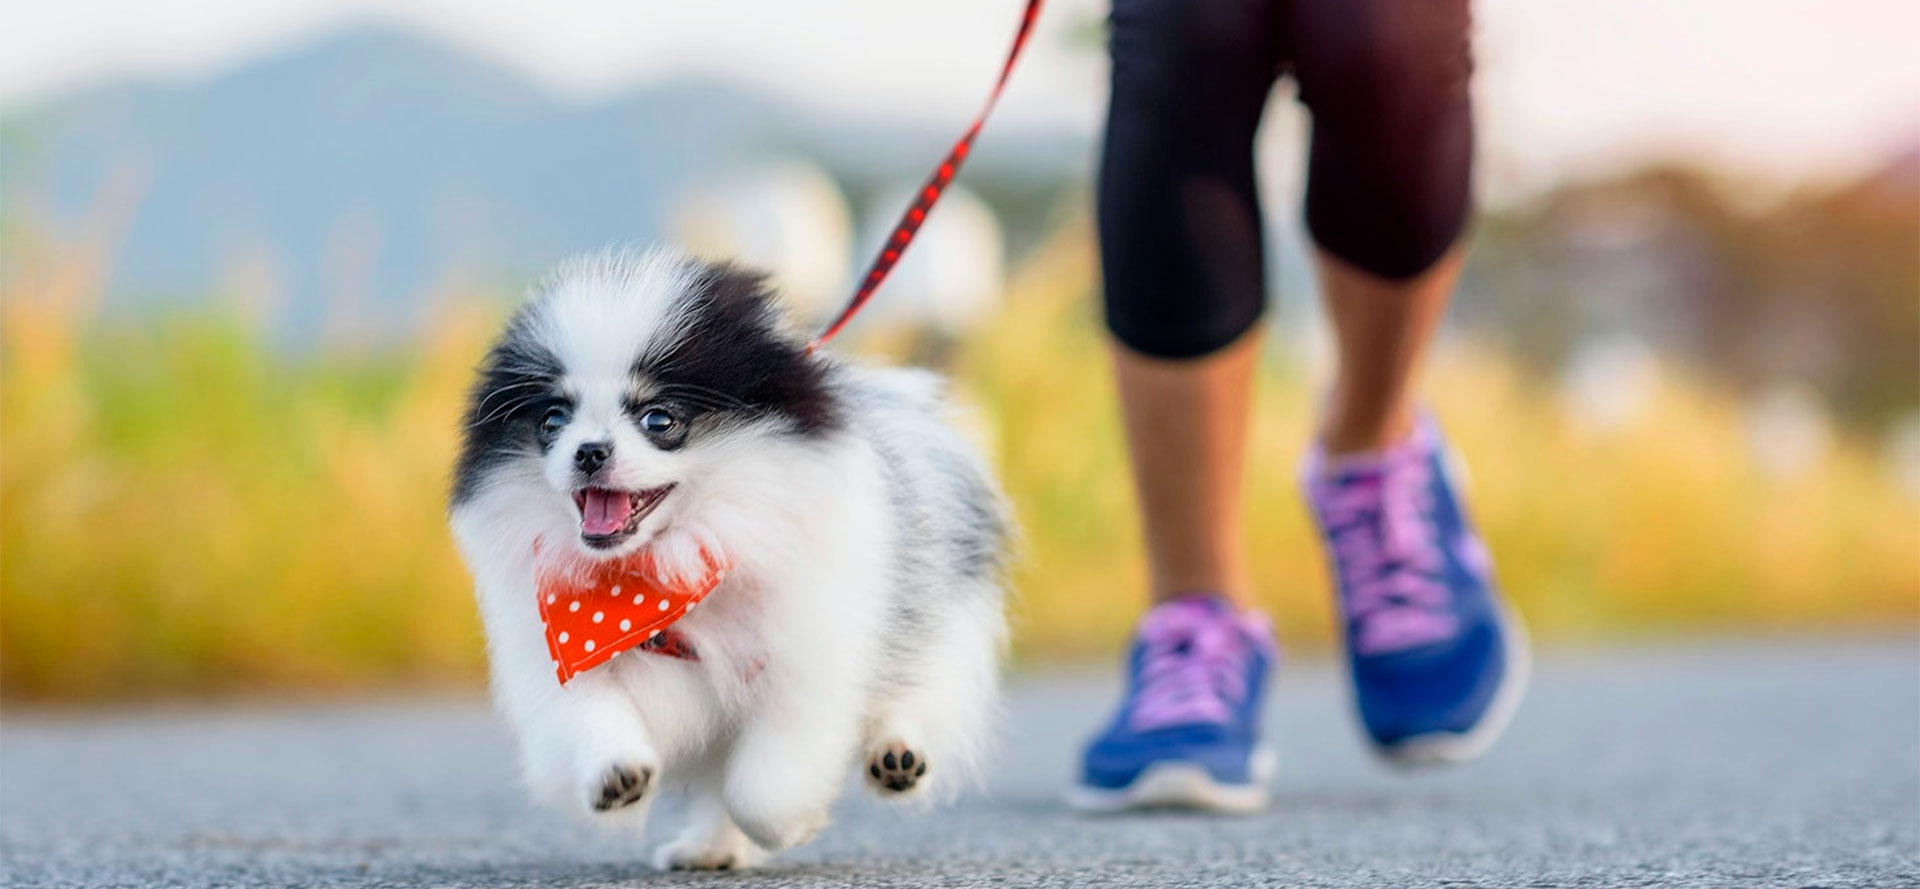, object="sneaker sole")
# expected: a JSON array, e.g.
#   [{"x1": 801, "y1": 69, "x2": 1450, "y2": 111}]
[
  {"x1": 1065, "y1": 746, "x2": 1276, "y2": 814},
  {"x1": 1373, "y1": 600, "x2": 1533, "y2": 767}
]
